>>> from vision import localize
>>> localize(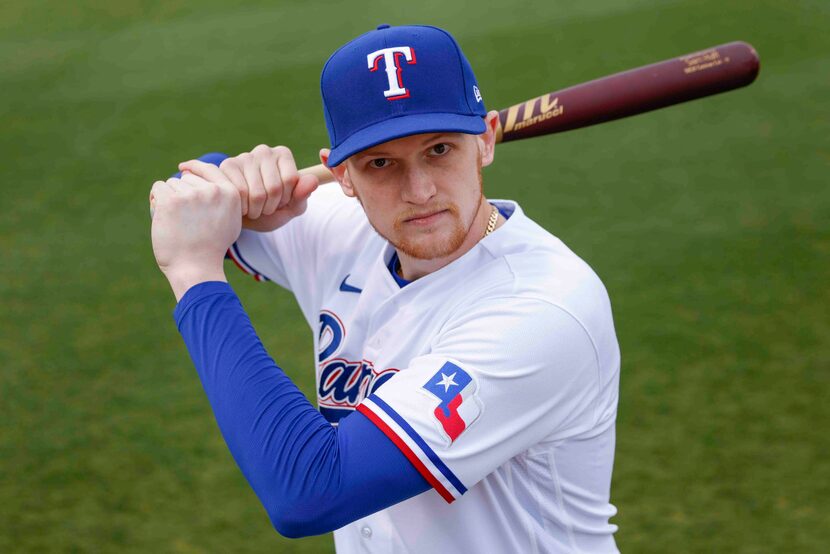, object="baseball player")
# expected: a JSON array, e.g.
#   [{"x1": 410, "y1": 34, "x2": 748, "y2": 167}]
[{"x1": 151, "y1": 24, "x2": 620, "y2": 553}]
